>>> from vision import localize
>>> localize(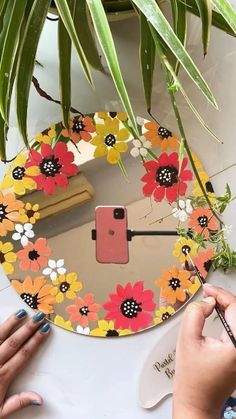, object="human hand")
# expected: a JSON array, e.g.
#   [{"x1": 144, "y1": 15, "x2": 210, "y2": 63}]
[
  {"x1": 0, "y1": 309, "x2": 51, "y2": 418},
  {"x1": 173, "y1": 284, "x2": 236, "y2": 419}
]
